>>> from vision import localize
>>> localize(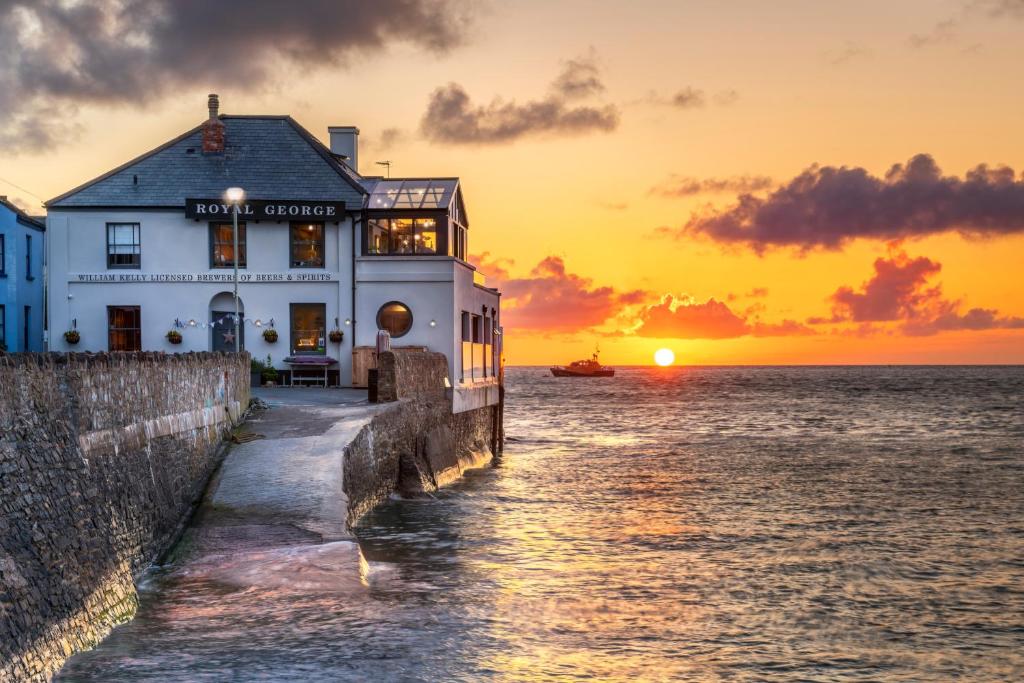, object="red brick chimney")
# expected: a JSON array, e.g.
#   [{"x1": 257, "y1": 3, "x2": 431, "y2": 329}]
[{"x1": 202, "y1": 93, "x2": 225, "y2": 154}]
